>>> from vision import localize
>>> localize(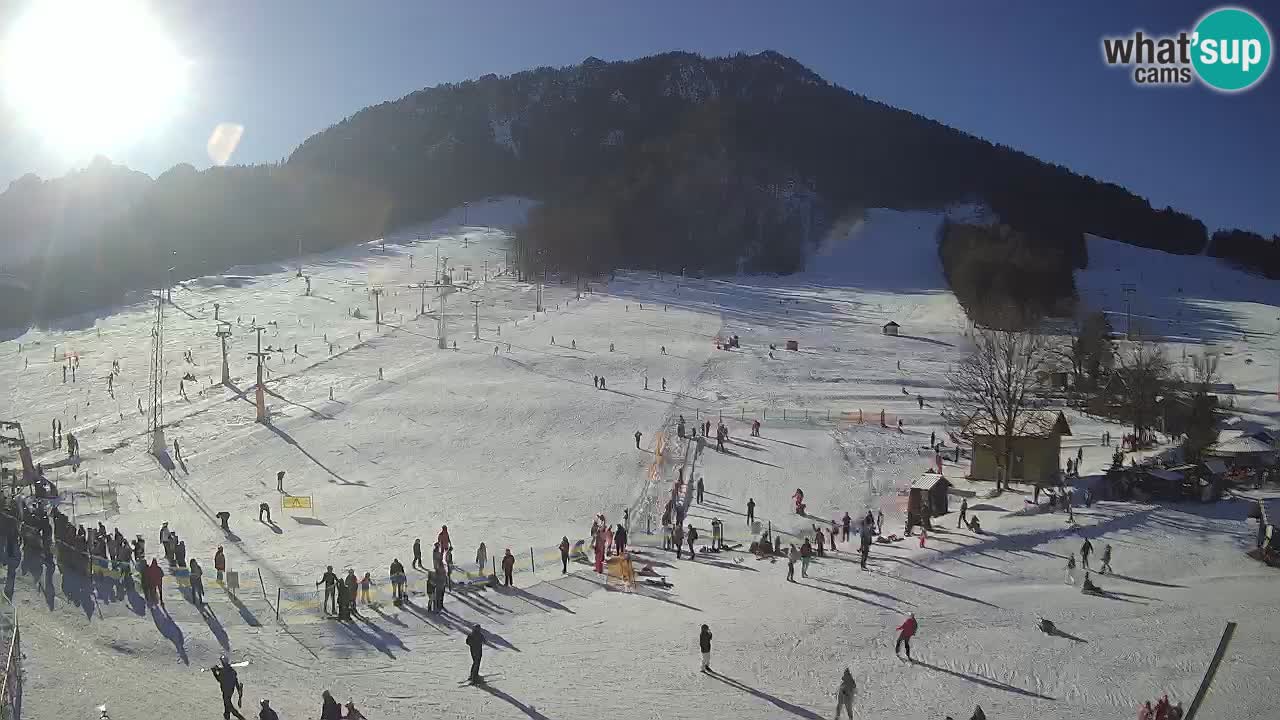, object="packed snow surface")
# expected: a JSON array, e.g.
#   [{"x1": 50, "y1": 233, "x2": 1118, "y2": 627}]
[{"x1": 1, "y1": 199, "x2": 1276, "y2": 719}]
